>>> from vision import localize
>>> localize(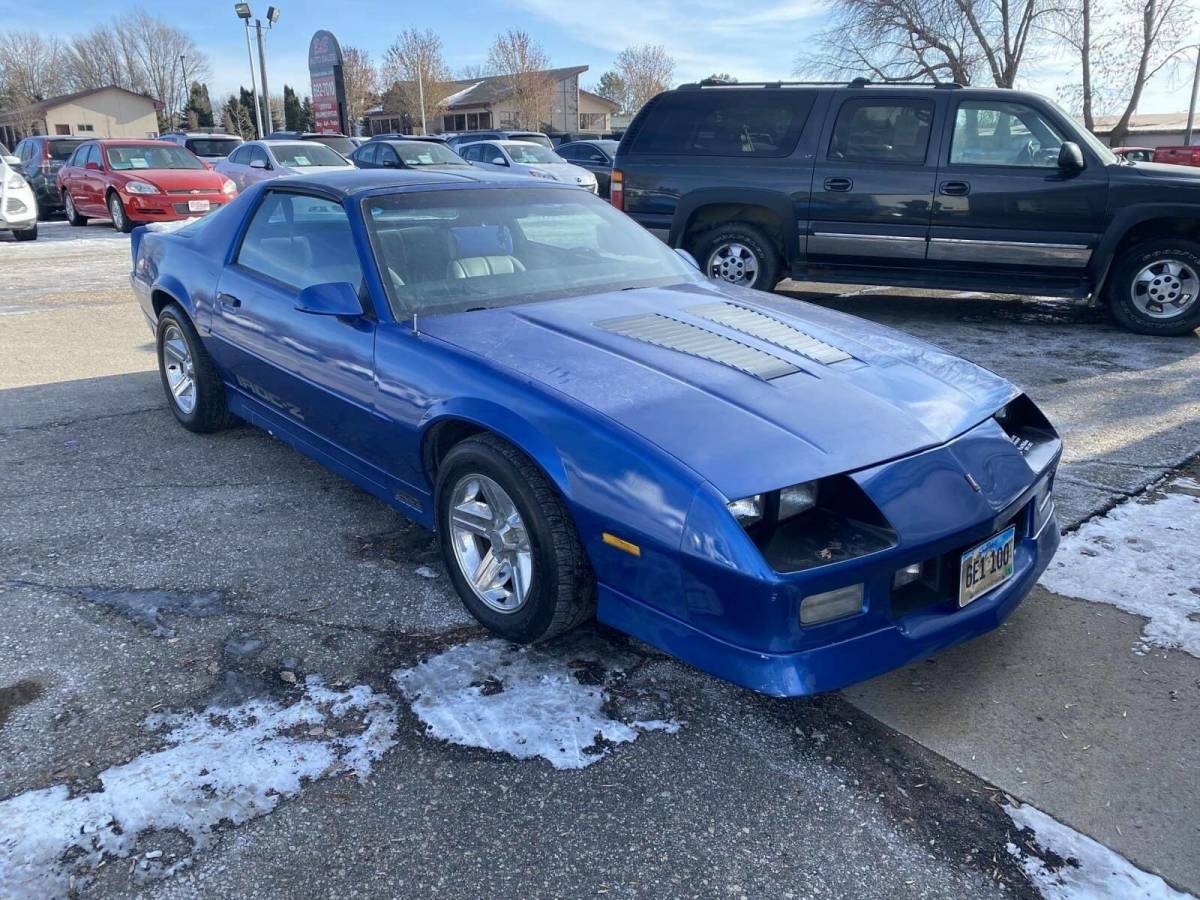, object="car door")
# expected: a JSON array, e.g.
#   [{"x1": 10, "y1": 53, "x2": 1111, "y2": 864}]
[
  {"x1": 477, "y1": 143, "x2": 510, "y2": 171},
  {"x1": 808, "y1": 93, "x2": 942, "y2": 269},
  {"x1": 352, "y1": 143, "x2": 378, "y2": 168},
  {"x1": 81, "y1": 145, "x2": 106, "y2": 214},
  {"x1": 574, "y1": 144, "x2": 613, "y2": 194},
  {"x1": 246, "y1": 145, "x2": 275, "y2": 185},
  {"x1": 927, "y1": 97, "x2": 1108, "y2": 278},
  {"x1": 209, "y1": 189, "x2": 381, "y2": 467}
]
